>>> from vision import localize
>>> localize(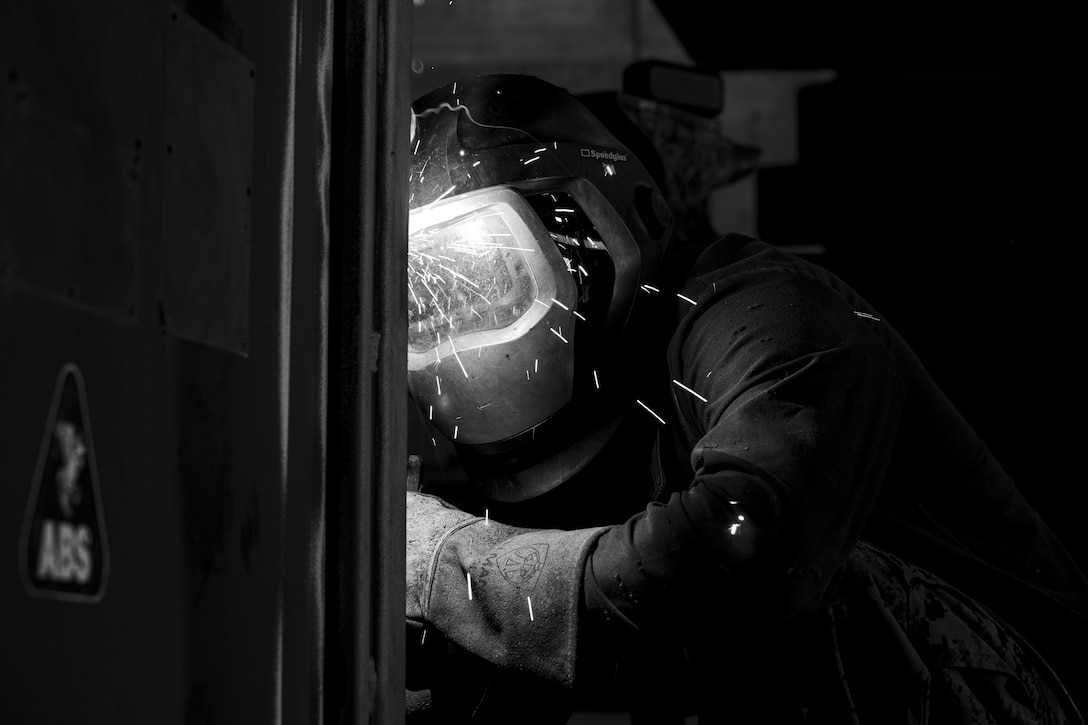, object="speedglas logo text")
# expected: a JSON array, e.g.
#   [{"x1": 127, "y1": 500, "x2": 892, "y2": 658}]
[{"x1": 580, "y1": 148, "x2": 628, "y2": 162}]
